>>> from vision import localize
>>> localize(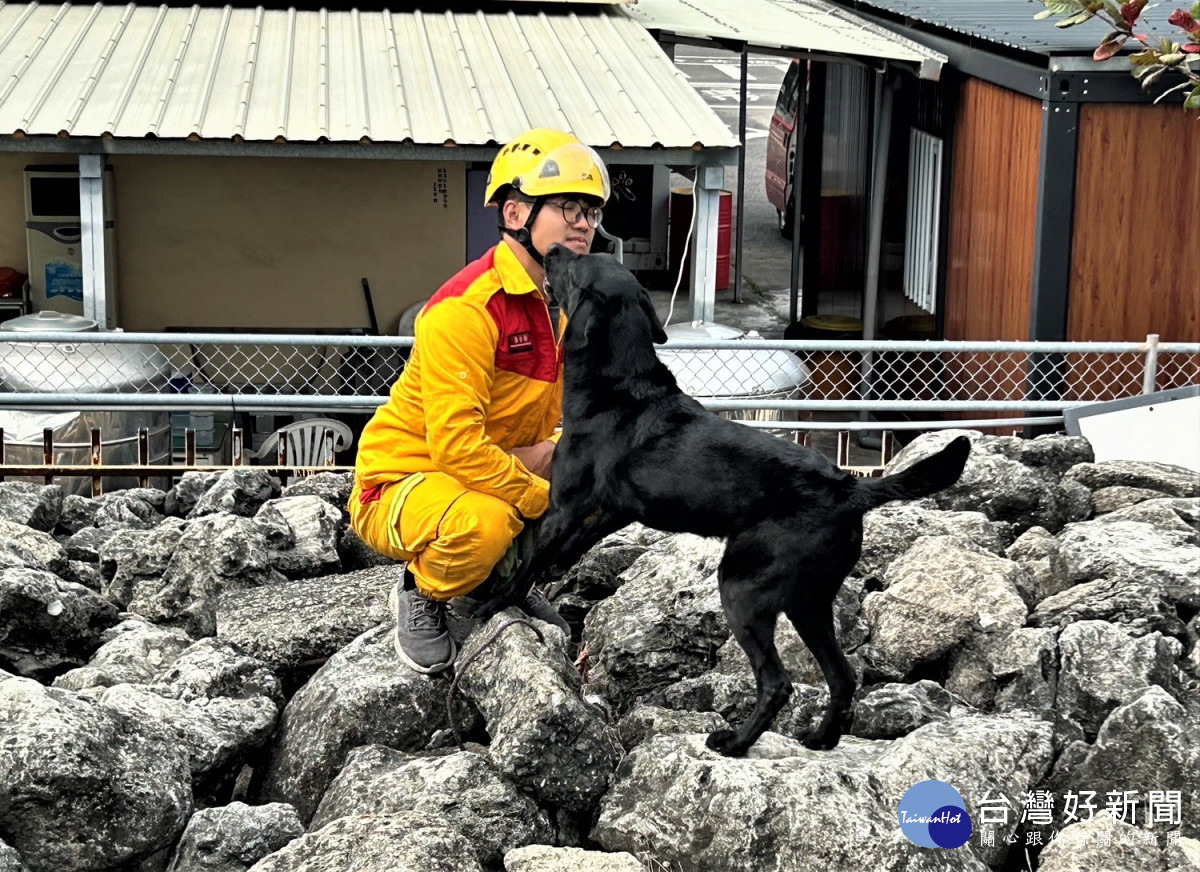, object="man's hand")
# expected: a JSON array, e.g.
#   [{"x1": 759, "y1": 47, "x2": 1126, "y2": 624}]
[{"x1": 510, "y1": 439, "x2": 555, "y2": 481}]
